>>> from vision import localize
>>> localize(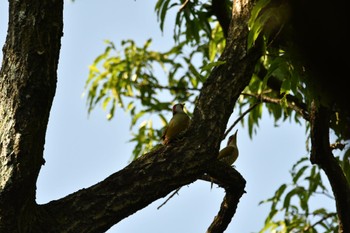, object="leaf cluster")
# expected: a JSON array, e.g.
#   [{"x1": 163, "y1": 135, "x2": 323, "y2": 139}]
[
  {"x1": 84, "y1": 1, "x2": 228, "y2": 158},
  {"x1": 248, "y1": 0, "x2": 349, "y2": 142},
  {"x1": 259, "y1": 157, "x2": 338, "y2": 233}
]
